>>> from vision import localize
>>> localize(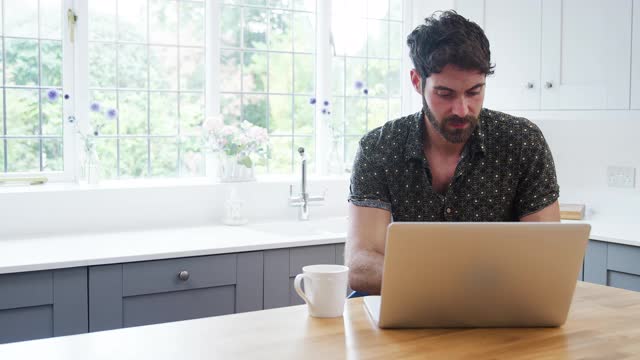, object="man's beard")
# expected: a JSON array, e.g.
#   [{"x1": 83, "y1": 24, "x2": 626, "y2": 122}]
[{"x1": 422, "y1": 96, "x2": 478, "y2": 144}]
